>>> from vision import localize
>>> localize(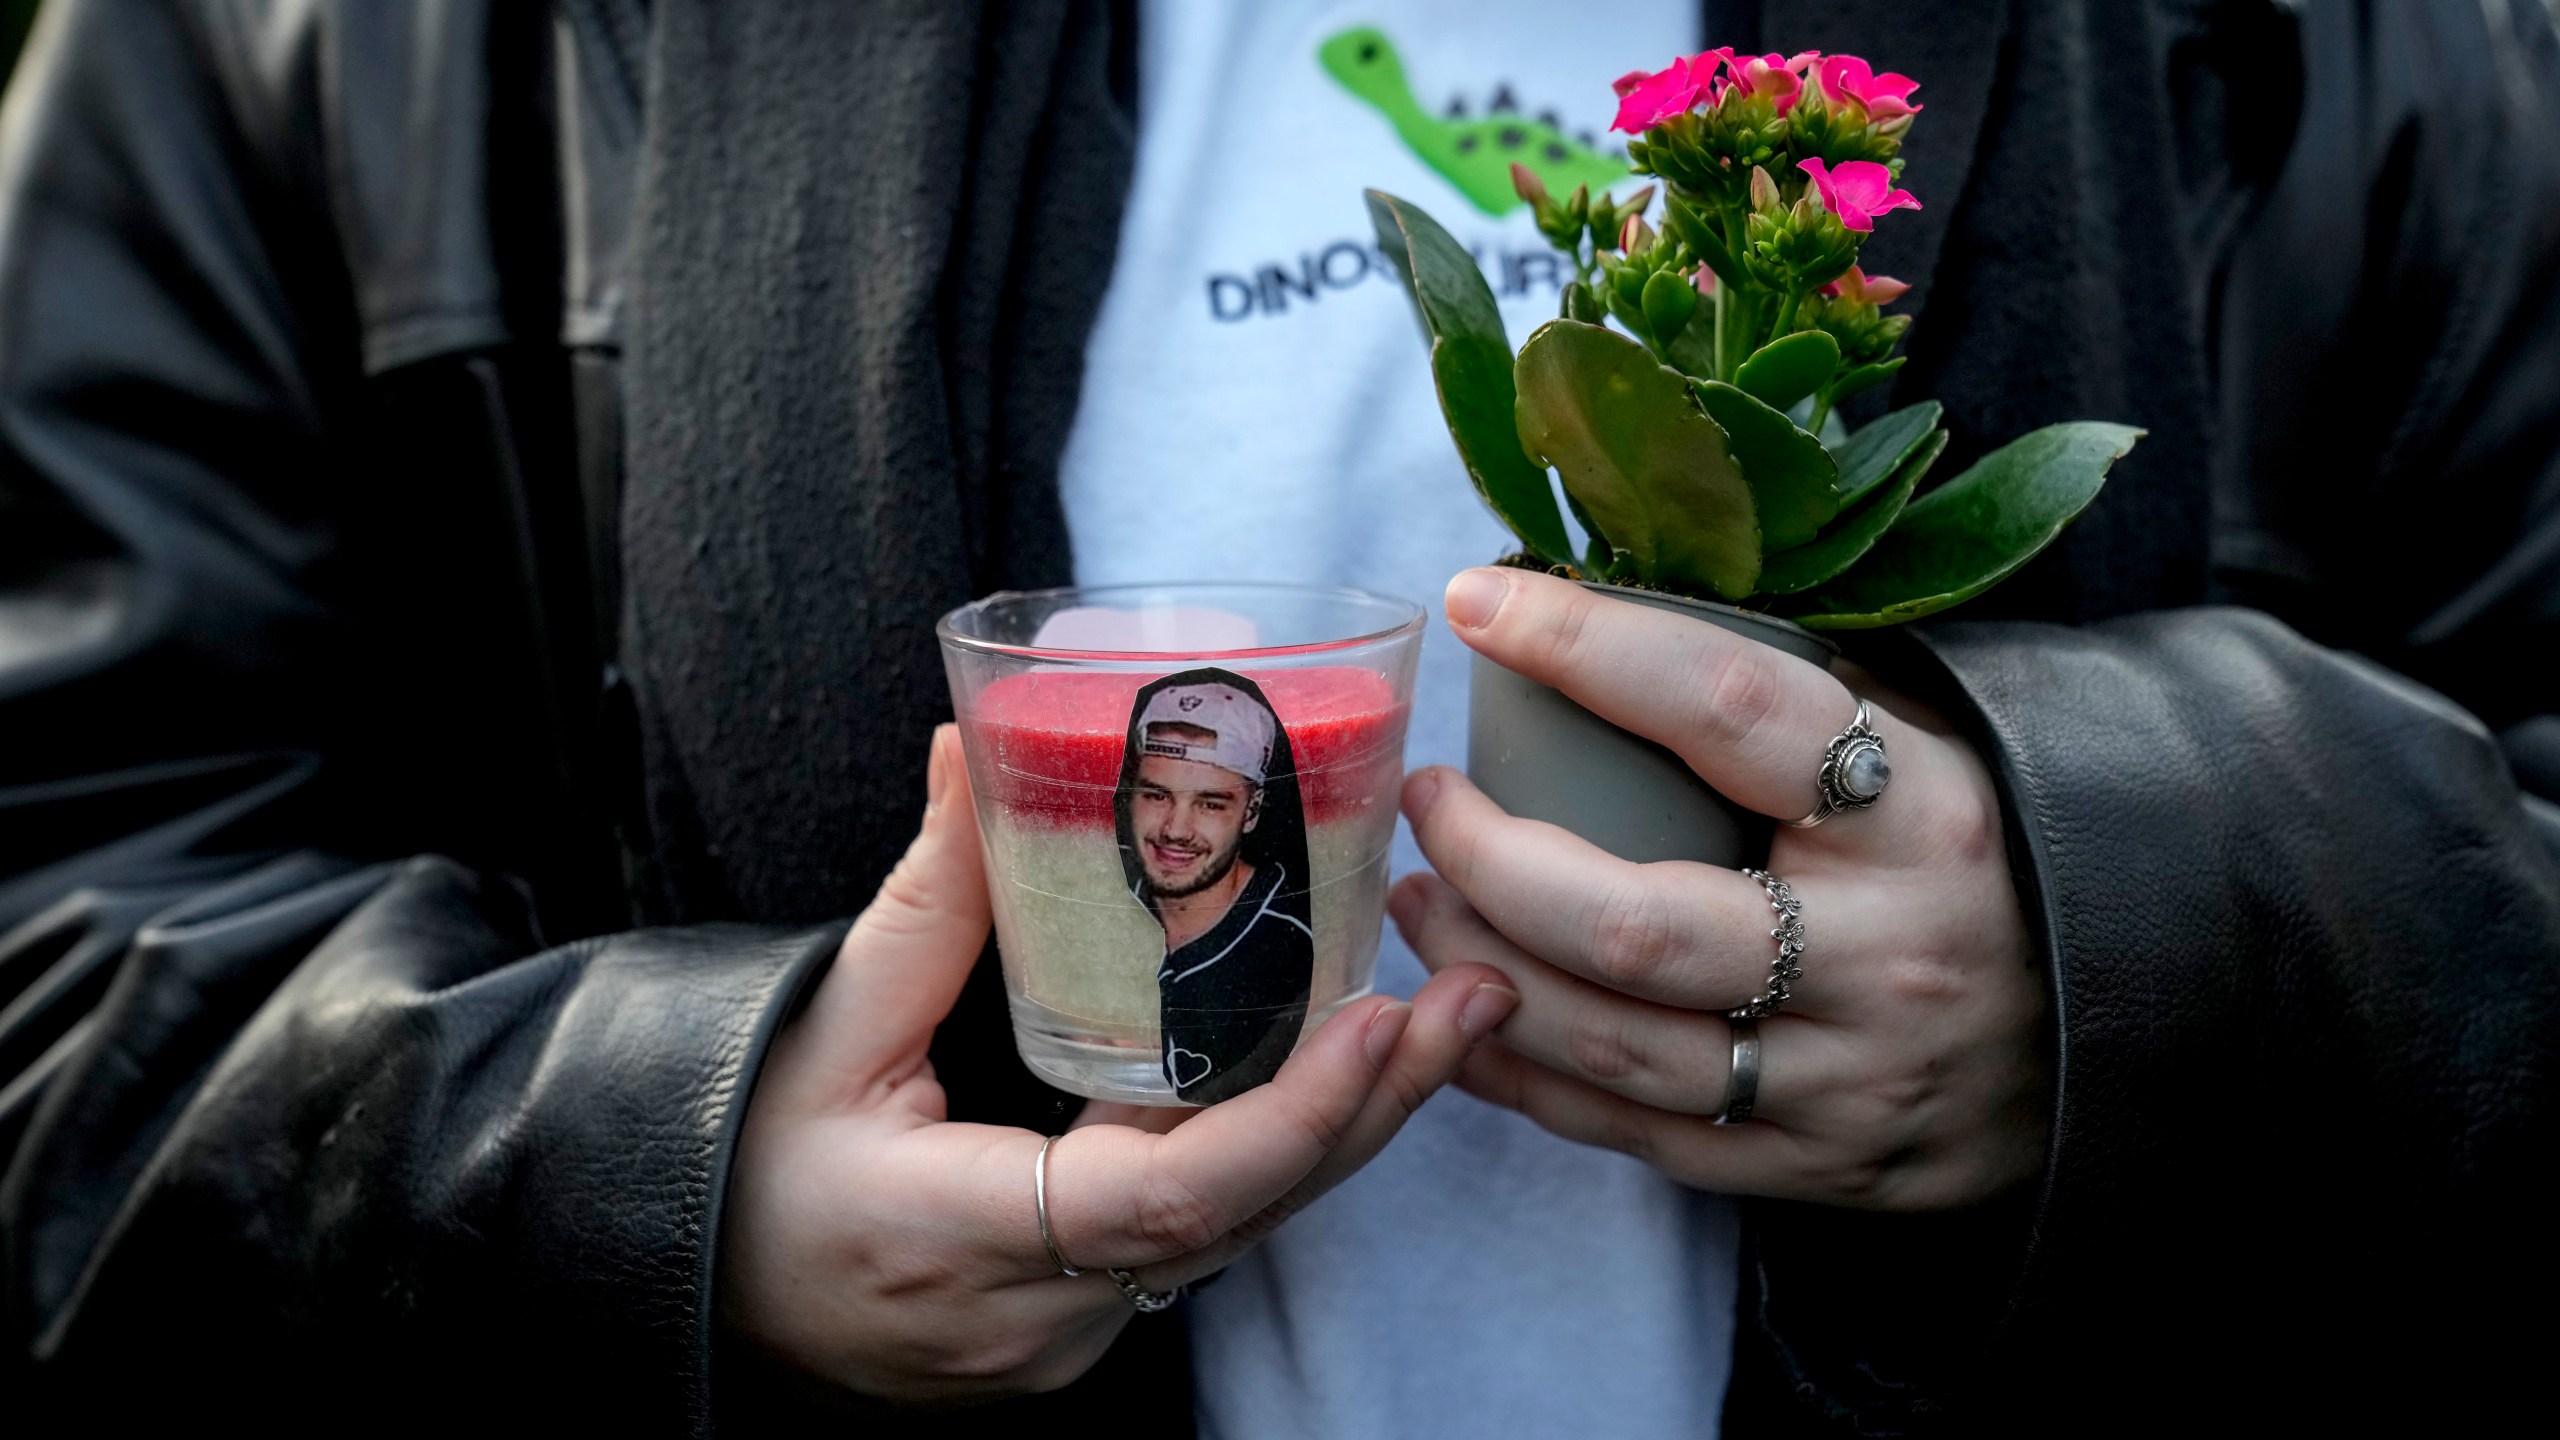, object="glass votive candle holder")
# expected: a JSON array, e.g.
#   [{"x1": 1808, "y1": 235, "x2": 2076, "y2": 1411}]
[{"x1": 938, "y1": 583, "x2": 1423, "y2": 1107}]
